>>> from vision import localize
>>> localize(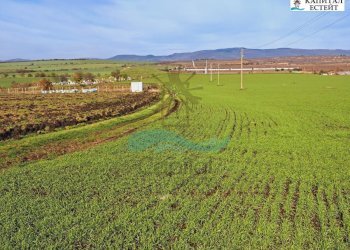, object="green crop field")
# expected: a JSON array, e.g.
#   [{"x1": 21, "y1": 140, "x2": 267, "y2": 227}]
[
  {"x1": 0, "y1": 60, "x2": 163, "y2": 88},
  {"x1": 0, "y1": 73, "x2": 349, "y2": 249}
]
